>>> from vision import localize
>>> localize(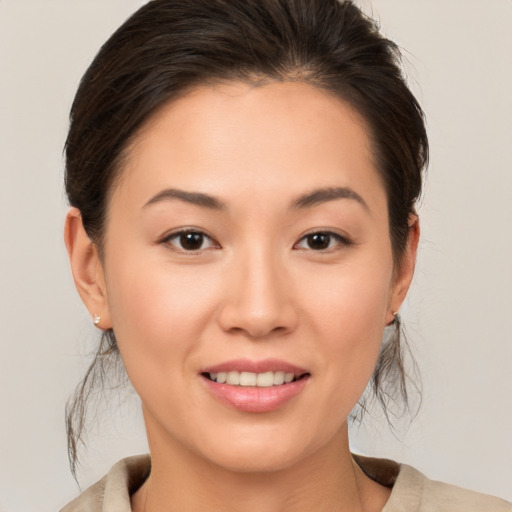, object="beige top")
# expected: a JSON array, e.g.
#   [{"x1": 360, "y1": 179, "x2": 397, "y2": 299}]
[{"x1": 61, "y1": 454, "x2": 511, "y2": 511}]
